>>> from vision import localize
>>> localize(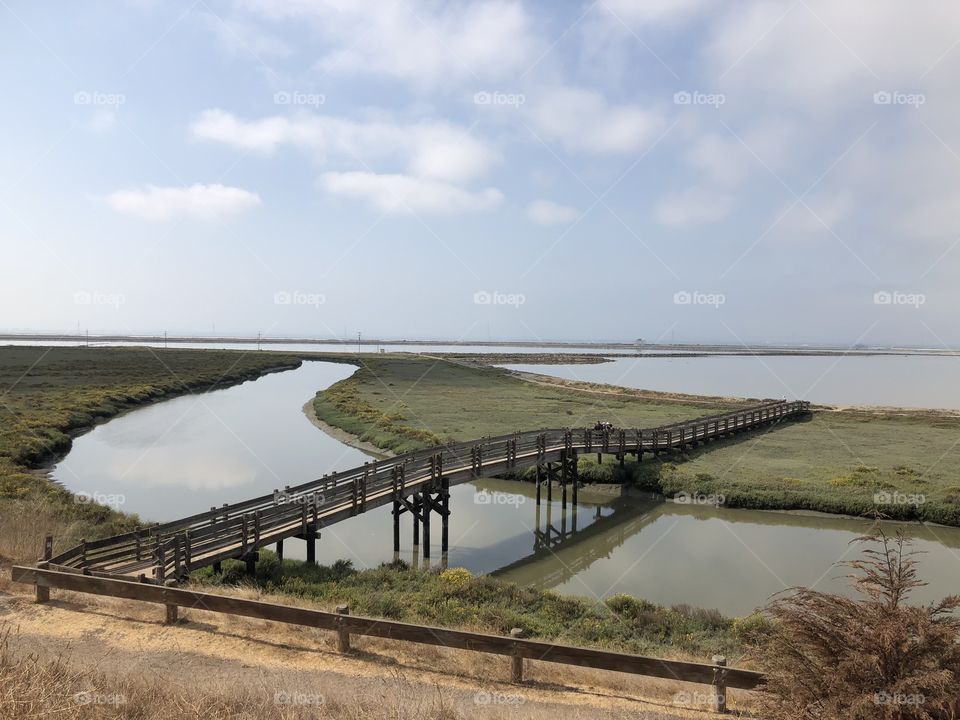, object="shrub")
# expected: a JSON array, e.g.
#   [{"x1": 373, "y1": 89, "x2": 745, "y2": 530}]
[
  {"x1": 759, "y1": 530, "x2": 960, "y2": 719},
  {"x1": 438, "y1": 567, "x2": 473, "y2": 588}
]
